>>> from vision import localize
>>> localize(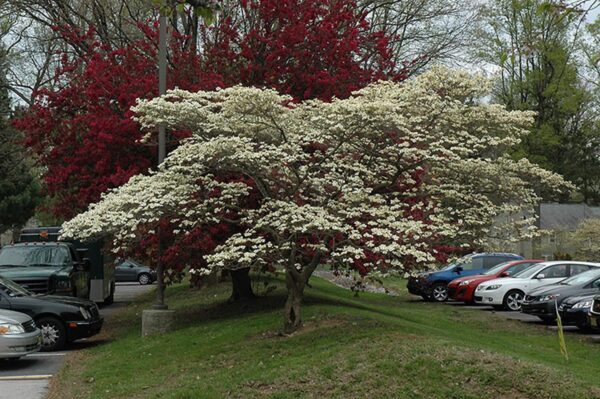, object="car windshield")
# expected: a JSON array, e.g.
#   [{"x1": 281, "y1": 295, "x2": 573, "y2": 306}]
[
  {"x1": 560, "y1": 268, "x2": 600, "y2": 286},
  {"x1": 512, "y1": 263, "x2": 547, "y2": 279},
  {"x1": 0, "y1": 277, "x2": 33, "y2": 297},
  {"x1": 0, "y1": 246, "x2": 70, "y2": 268},
  {"x1": 483, "y1": 262, "x2": 512, "y2": 275}
]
